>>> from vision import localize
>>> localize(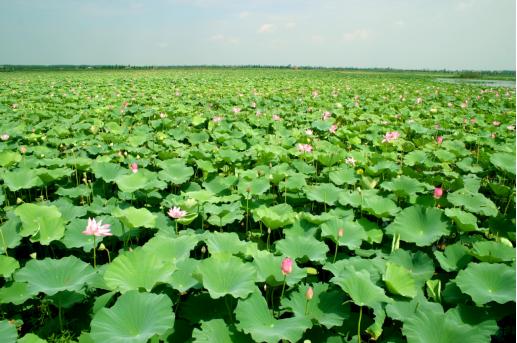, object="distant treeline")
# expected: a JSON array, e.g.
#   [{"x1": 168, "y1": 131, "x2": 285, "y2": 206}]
[{"x1": 0, "y1": 64, "x2": 515, "y2": 78}]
